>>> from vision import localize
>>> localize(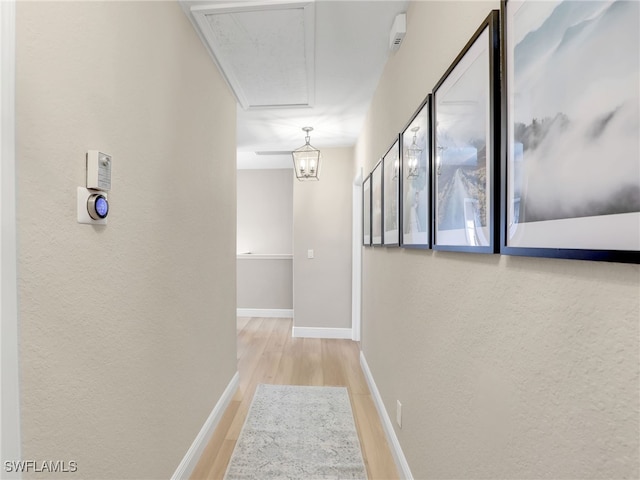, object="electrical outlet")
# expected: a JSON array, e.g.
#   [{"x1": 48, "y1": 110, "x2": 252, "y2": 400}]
[
  {"x1": 396, "y1": 400, "x2": 402, "y2": 428},
  {"x1": 307, "y1": 249, "x2": 314, "y2": 259}
]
